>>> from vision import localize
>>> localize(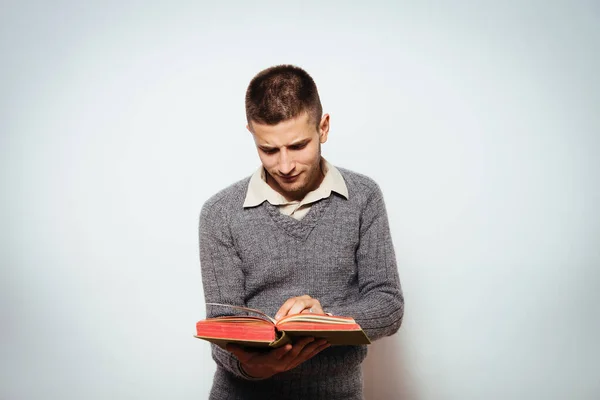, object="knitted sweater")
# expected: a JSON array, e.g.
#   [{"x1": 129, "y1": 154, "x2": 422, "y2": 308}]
[{"x1": 199, "y1": 167, "x2": 404, "y2": 400}]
